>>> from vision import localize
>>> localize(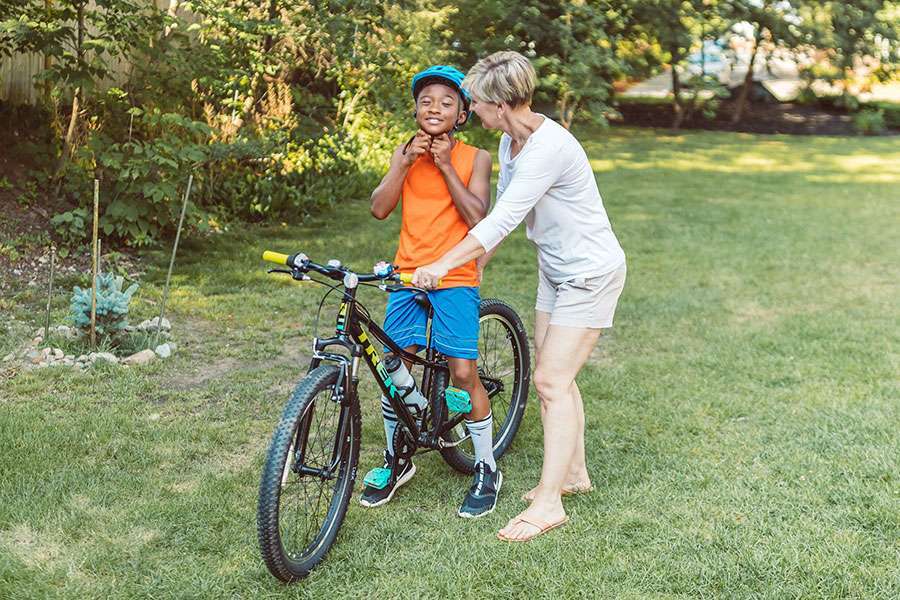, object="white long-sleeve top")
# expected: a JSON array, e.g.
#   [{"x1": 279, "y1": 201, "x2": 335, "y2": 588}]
[{"x1": 469, "y1": 116, "x2": 625, "y2": 284}]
